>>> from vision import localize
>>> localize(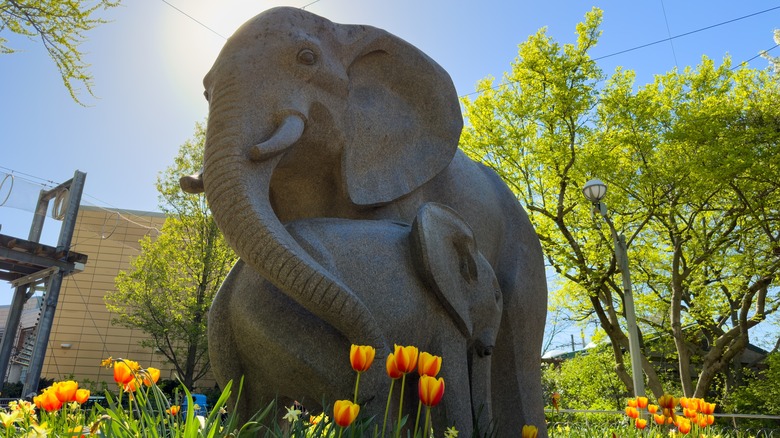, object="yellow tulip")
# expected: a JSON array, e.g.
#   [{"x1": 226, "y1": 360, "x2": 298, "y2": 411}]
[
  {"x1": 350, "y1": 345, "x2": 376, "y2": 373},
  {"x1": 521, "y1": 425, "x2": 538, "y2": 438},
  {"x1": 417, "y1": 352, "x2": 442, "y2": 377},
  {"x1": 418, "y1": 375, "x2": 445, "y2": 407},
  {"x1": 144, "y1": 367, "x2": 161, "y2": 386},
  {"x1": 114, "y1": 359, "x2": 140, "y2": 385},
  {"x1": 393, "y1": 345, "x2": 418, "y2": 374},
  {"x1": 74, "y1": 388, "x2": 90, "y2": 404},
  {"x1": 333, "y1": 399, "x2": 360, "y2": 428},
  {"x1": 386, "y1": 353, "x2": 403, "y2": 379}
]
